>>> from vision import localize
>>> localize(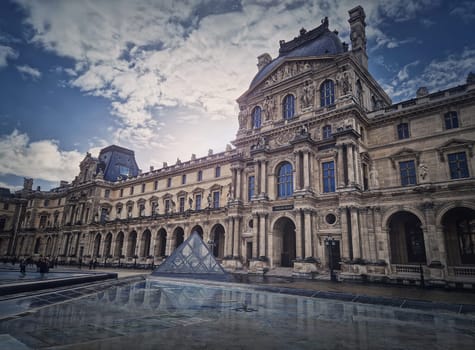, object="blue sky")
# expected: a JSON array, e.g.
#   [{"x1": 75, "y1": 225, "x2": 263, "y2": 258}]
[{"x1": 0, "y1": 0, "x2": 474, "y2": 191}]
